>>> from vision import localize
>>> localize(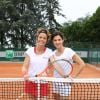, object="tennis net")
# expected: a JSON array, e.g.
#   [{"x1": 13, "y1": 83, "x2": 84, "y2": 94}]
[{"x1": 0, "y1": 77, "x2": 100, "y2": 100}]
